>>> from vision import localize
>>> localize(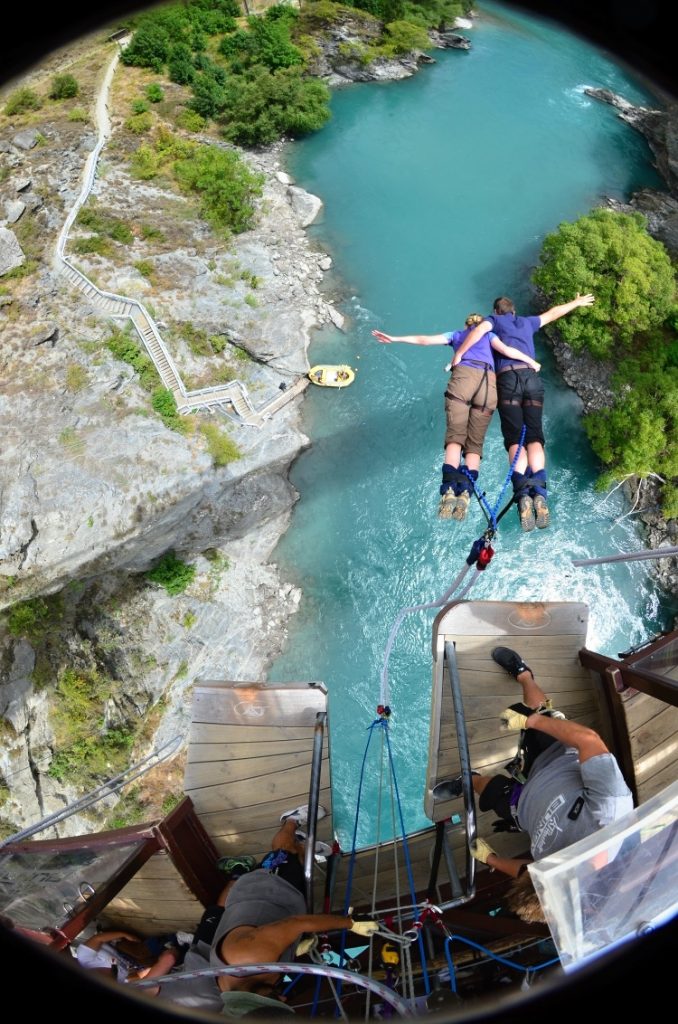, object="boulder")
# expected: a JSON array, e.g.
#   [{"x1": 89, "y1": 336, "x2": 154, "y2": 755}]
[
  {"x1": 12, "y1": 128, "x2": 40, "y2": 150},
  {"x1": 0, "y1": 226, "x2": 25, "y2": 275},
  {"x1": 288, "y1": 185, "x2": 323, "y2": 227},
  {"x1": 4, "y1": 199, "x2": 25, "y2": 224}
]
